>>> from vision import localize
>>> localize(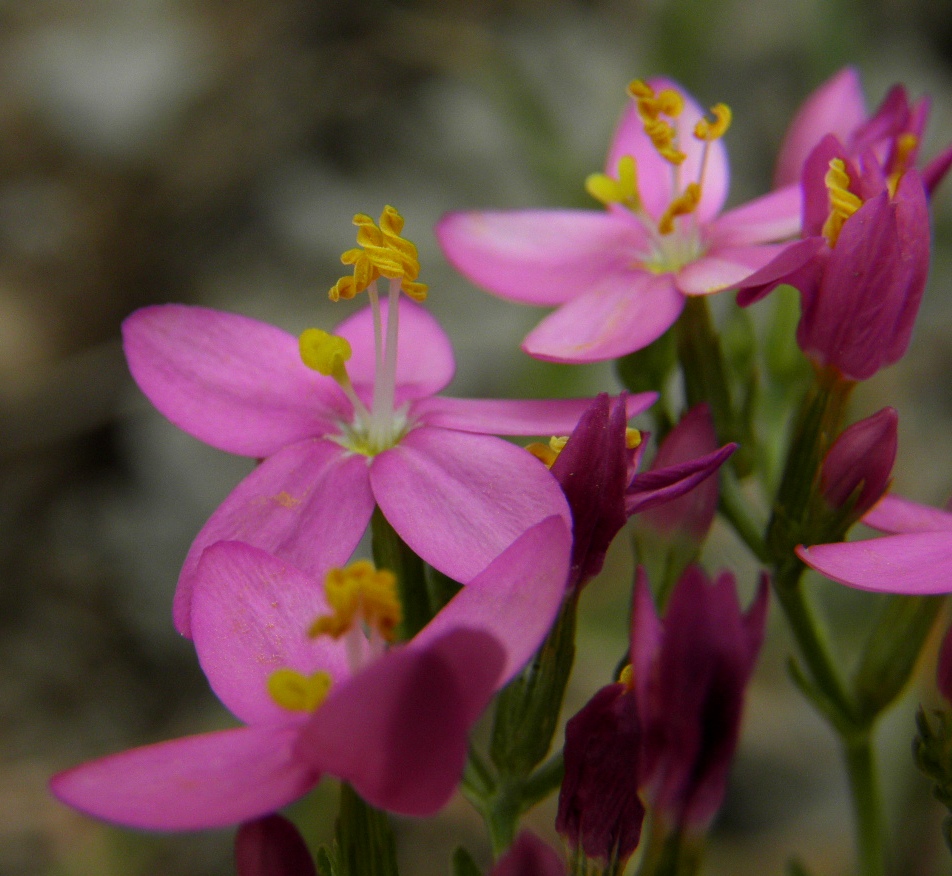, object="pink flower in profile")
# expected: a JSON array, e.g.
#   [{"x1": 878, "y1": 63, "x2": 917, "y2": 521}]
[
  {"x1": 776, "y1": 66, "x2": 952, "y2": 197},
  {"x1": 123, "y1": 207, "x2": 651, "y2": 636},
  {"x1": 436, "y1": 78, "x2": 801, "y2": 363},
  {"x1": 631, "y1": 565, "x2": 768, "y2": 833},
  {"x1": 798, "y1": 493, "x2": 952, "y2": 595},
  {"x1": 51, "y1": 516, "x2": 572, "y2": 829}
]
